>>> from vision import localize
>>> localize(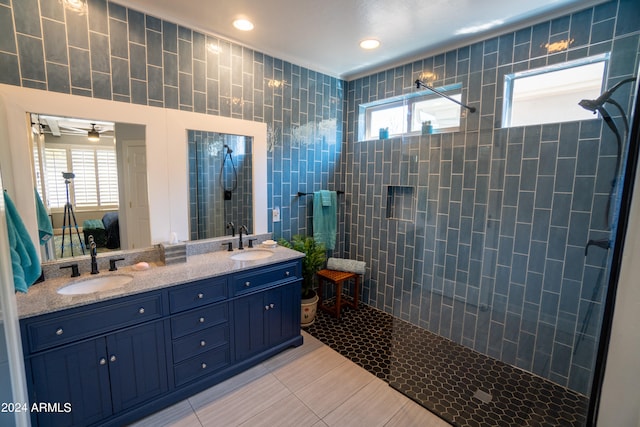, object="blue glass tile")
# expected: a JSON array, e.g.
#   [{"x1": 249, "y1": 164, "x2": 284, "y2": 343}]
[
  {"x1": 530, "y1": 22, "x2": 550, "y2": 58},
  {"x1": 558, "y1": 122, "x2": 579, "y2": 157},
  {"x1": 568, "y1": 211, "x2": 590, "y2": 246},
  {"x1": 164, "y1": 85, "x2": 178, "y2": 109},
  {"x1": 551, "y1": 343, "x2": 571, "y2": 377},
  {"x1": 528, "y1": 241, "x2": 546, "y2": 274},
  {"x1": 572, "y1": 177, "x2": 594, "y2": 212},
  {"x1": 498, "y1": 33, "x2": 514, "y2": 66},
  {"x1": 146, "y1": 15, "x2": 161, "y2": 32},
  {"x1": 516, "y1": 191, "x2": 534, "y2": 223},
  {"x1": 14, "y1": 0, "x2": 41, "y2": 36},
  {"x1": 131, "y1": 79, "x2": 147, "y2": 105},
  {"x1": 89, "y1": 32, "x2": 110, "y2": 73},
  {"x1": 513, "y1": 43, "x2": 530, "y2": 63},
  {"x1": 616, "y1": 0, "x2": 640, "y2": 36},
  {"x1": 559, "y1": 278, "x2": 581, "y2": 315},
  {"x1": 0, "y1": 52, "x2": 20, "y2": 85},
  {"x1": 127, "y1": 9, "x2": 145, "y2": 44},
  {"x1": 129, "y1": 43, "x2": 146, "y2": 80},
  {"x1": 109, "y1": 19, "x2": 128, "y2": 58},
  {"x1": 46, "y1": 62, "x2": 70, "y2": 93},
  {"x1": 547, "y1": 226, "x2": 567, "y2": 260},
  {"x1": 178, "y1": 25, "x2": 192, "y2": 41},
  {"x1": 534, "y1": 176, "x2": 553, "y2": 209},
  {"x1": 514, "y1": 223, "x2": 531, "y2": 254},
  {"x1": 108, "y1": 2, "x2": 126, "y2": 21},
  {"x1": 88, "y1": 0, "x2": 108, "y2": 34},
  {"x1": 511, "y1": 254, "x2": 527, "y2": 285},
  {"x1": 554, "y1": 158, "x2": 575, "y2": 192},
  {"x1": 17, "y1": 35, "x2": 45, "y2": 81},
  {"x1": 591, "y1": 18, "x2": 615, "y2": 44},
  {"x1": 506, "y1": 143, "x2": 522, "y2": 175},
  {"x1": 551, "y1": 15, "x2": 570, "y2": 35},
  {"x1": 563, "y1": 245, "x2": 585, "y2": 281},
  {"x1": 111, "y1": 57, "x2": 129, "y2": 95},
  {"x1": 163, "y1": 52, "x2": 177, "y2": 86},
  {"x1": 531, "y1": 209, "x2": 551, "y2": 242},
  {"x1": 91, "y1": 71, "x2": 111, "y2": 99},
  {"x1": 540, "y1": 290, "x2": 559, "y2": 324},
  {"x1": 147, "y1": 65, "x2": 163, "y2": 100},
  {"x1": 145, "y1": 29, "x2": 162, "y2": 67},
  {"x1": 0, "y1": 5, "x2": 16, "y2": 53},
  {"x1": 163, "y1": 21, "x2": 177, "y2": 53},
  {"x1": 520, "y1": 159, "x2": 537, "y2": 191},
  {"x1": 41, "y1": 0, "x2": 64, "y2": 21},
  {"x1": 178, "y1": 39, "x2": 192, "y2": 73}
]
